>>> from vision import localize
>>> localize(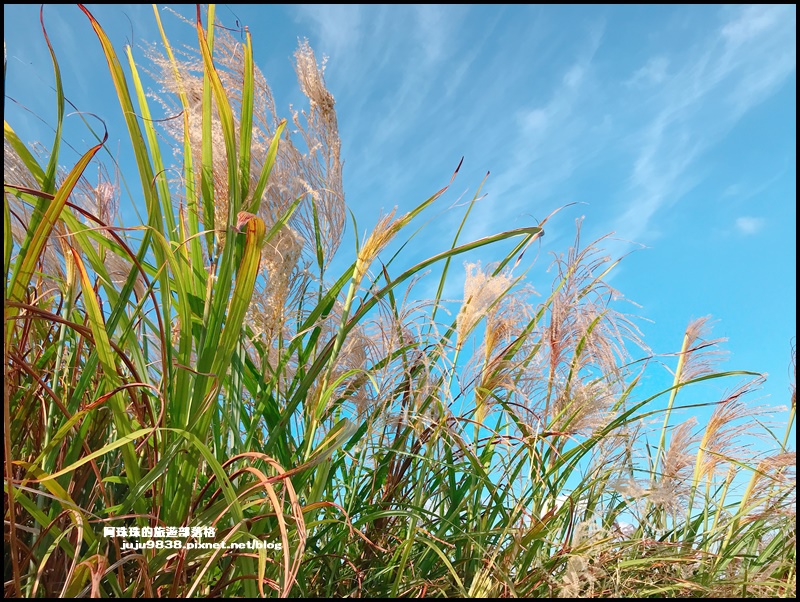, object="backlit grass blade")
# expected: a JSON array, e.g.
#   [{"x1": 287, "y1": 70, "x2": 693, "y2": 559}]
[
  {"x1": 78, "y1": 5, "x2": 165, "y2": 245},
  {"x1": 431, "y1": 171, "x2": 486, "y2": 326},
  {"x1": 13, "y1": 461, "x2": 97, "y2": 547},
  {"x1": 5, "y1": 487, "x2": 76, "y2": 563},
  {"x1": 4, "y1": 196, "x2": 11, "y2": 286},
  {"x1": 6, "y1": 132, "x2": 106, "y2": 342},
  {"x1": 22, "y1": 427, "x2": 153, "y2": 485},
  {"x1": 125, "y1": 45, "x2": 179, "y2": 388},
  {"x1": 4, "y1": 121, "x2": 45, "y2": 186},
  {"x1": 151, "y1": 4, "x2": 206, "y2": 290},
  {"x1": 176, "y1": 213, "x2": 265, "y2": 523},
  {"x1": 126, "y1": 47, "x2": 178, "y2": 244},
  {"x1": 209, "y1": 215, "x2": 266, "y2": 393},
  {"x1": 198, "y1": 3, "x2": 217, "y2": 252},
  {"x1": 247, "y1": 119, "x2": 286, "y2": 215},
  {"x1": 39, "y1": 6, "x2": 64, "y2": 194},
  {"x1": 136, "y1": 229, "x2": 194, "y2": 428},
  {"x1": 6, "y1": 4, "x2": 794, "y2": 597},
  {"x1": 238, "y1": 28, "x2": 254, "y2": 199},
  {"x1": 195, "y1": 5, "x2": 239, "y2": 224},
  {"x1": 69, "y1": 248, "x2": 142, "y2": 485}
]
